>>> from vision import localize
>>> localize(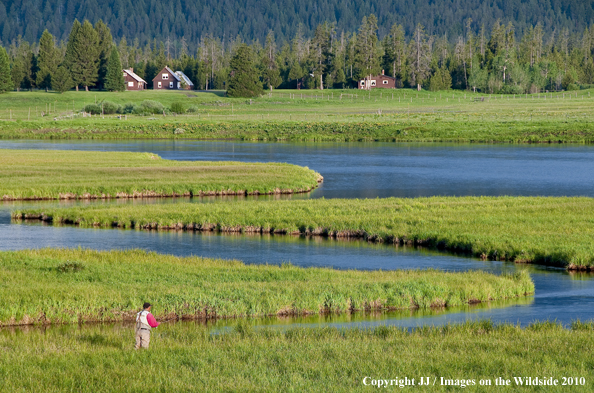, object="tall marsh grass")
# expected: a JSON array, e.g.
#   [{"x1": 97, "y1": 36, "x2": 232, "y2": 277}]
[
  {"x1": 0, "y1": 248, "x2": 533, "y2": 325},
  {"x1": 0, "y1": 149, "x2": 321, "y2": 200},
  {"x1": 0, "y1": 320, "x2": 592, "y2": 392}
]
